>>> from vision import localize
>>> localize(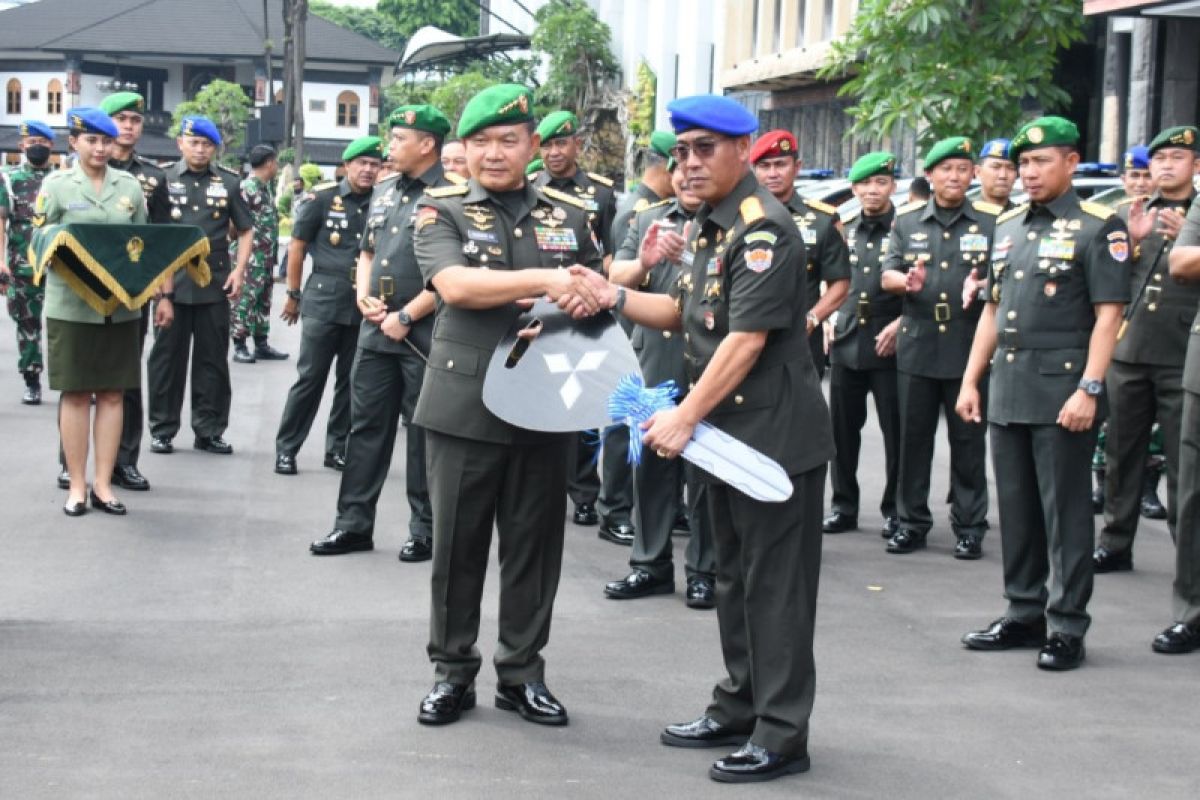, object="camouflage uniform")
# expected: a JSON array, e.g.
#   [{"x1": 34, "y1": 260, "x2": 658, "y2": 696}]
[
  {"x1": 0, "y1": 162, "x2": 52, "y2": 381},
  {"x1": 230, "y1": 175, "x2": 278, "y2": 341}
]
